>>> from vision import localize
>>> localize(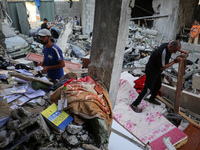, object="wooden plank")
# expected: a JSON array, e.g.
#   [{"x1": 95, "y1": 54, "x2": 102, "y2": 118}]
[
  {"x1": 157, "y1": 95, "x2": 200, "y2": 128},
  {"x1": 174, "y1": 58, "x2": 185, "y2": 113}
]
